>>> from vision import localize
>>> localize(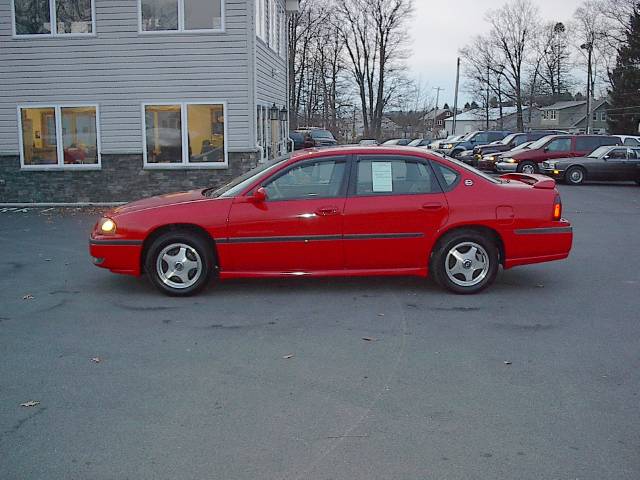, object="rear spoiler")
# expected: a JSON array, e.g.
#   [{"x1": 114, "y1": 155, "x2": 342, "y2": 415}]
[{"x1": 499, "y1": 173, "x2": 556, "y2": 189}]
